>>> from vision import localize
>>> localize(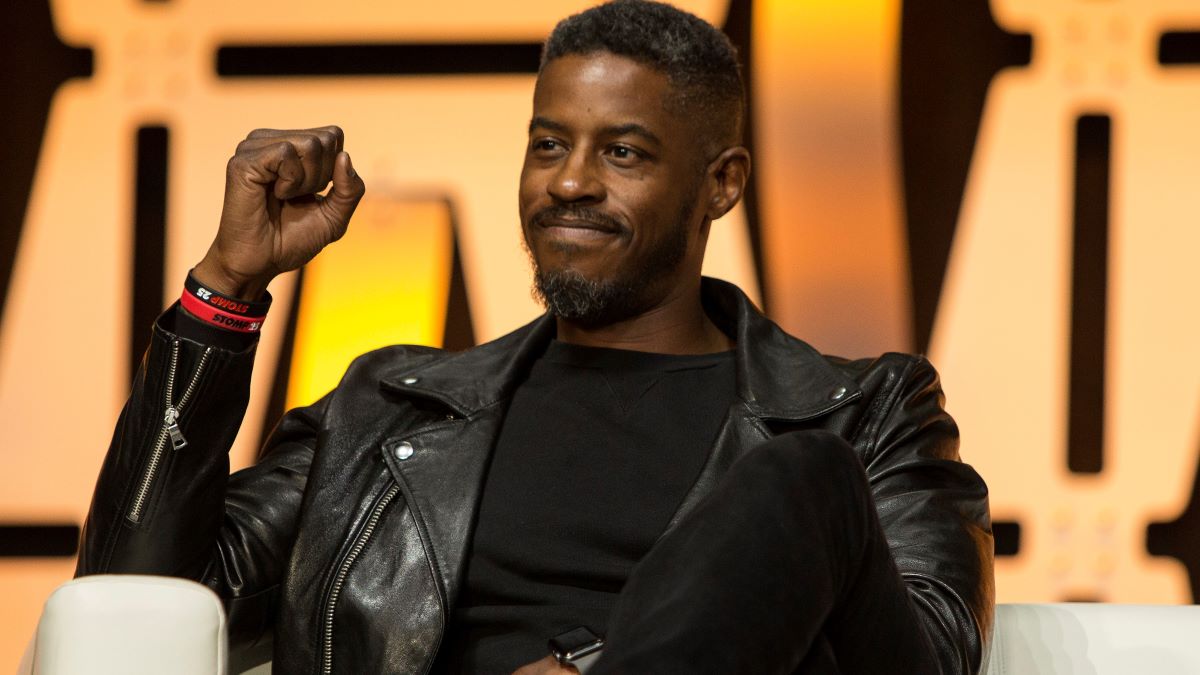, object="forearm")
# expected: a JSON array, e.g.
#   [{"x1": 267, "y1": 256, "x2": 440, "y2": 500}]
[{"x1": 76, "y1": 308, "x2": 257, "y2": 578}]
